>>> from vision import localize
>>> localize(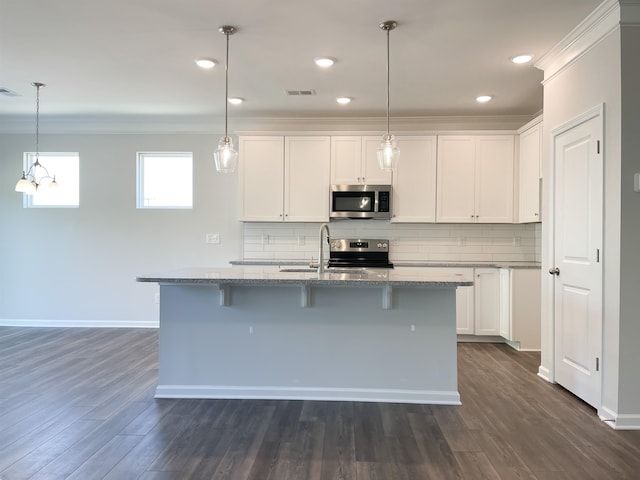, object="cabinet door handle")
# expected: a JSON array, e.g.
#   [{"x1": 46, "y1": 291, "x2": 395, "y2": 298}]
[
  {"x1": 548, "y1": 267, "x2": 560, "y2": 276},
  {"x1": 534, "y1": 213, "x2": 539, "y2": 216}
]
